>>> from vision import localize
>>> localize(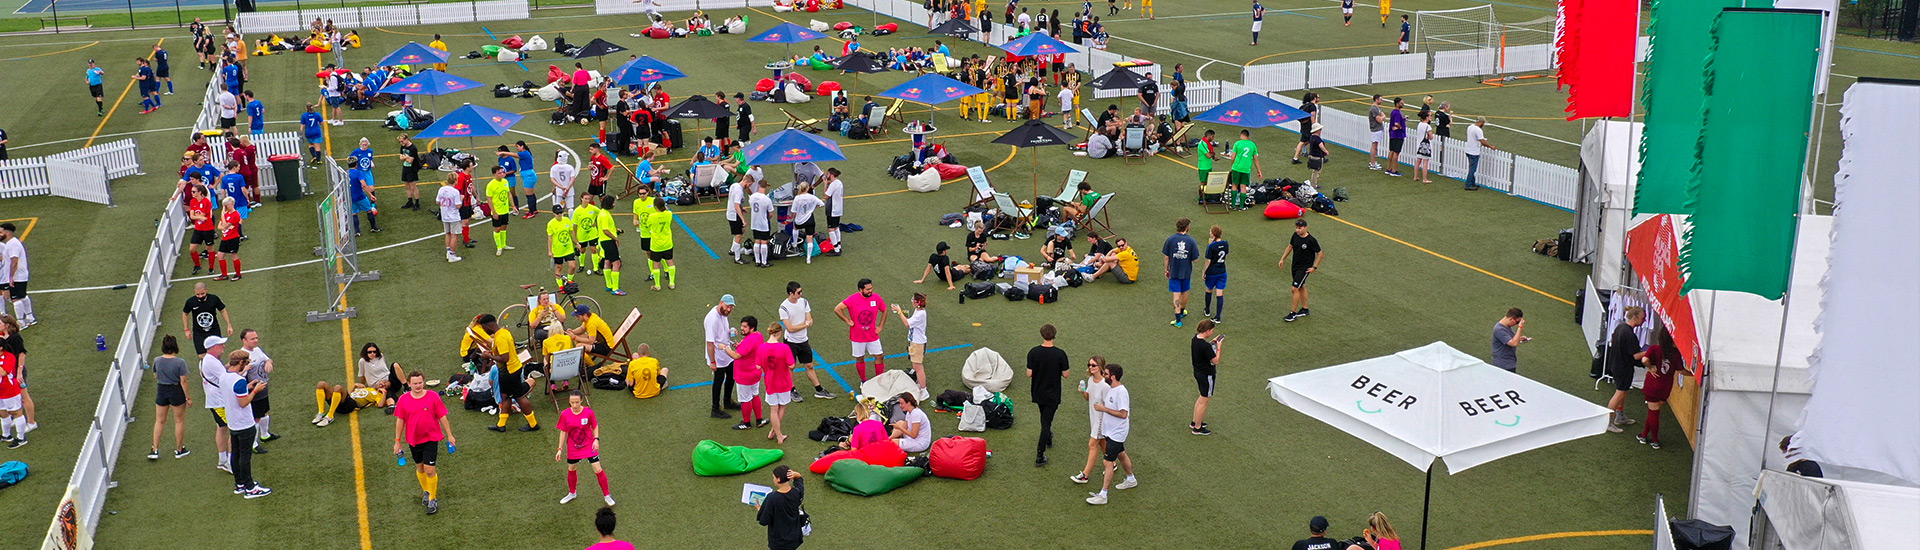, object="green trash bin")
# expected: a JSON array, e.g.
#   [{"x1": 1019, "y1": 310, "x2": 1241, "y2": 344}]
[{"x1": 269, "y1": 154, "x2": 304, "y2": 202}]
